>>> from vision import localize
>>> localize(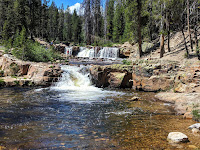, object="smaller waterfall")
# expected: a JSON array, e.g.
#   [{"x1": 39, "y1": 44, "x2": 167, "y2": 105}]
[
  {"x1": 77, "y1": 47, "x2": 119, "y2": 59},
  {"x1": 65, "y1": 47, "x2": 73, "y2": 56},
  {"x1": 97, "y1": 47, "x2": 119, "y2": 58},
  {"x1": 77, "y1": 47, "x2": 95, "y2": 58}
]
